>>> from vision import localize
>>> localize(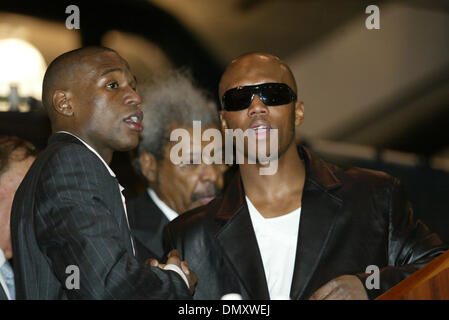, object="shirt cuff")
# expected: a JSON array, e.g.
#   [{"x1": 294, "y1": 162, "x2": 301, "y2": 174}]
[{"x1": 163, "y1": 264, "x2": 189, "y2": 288}]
